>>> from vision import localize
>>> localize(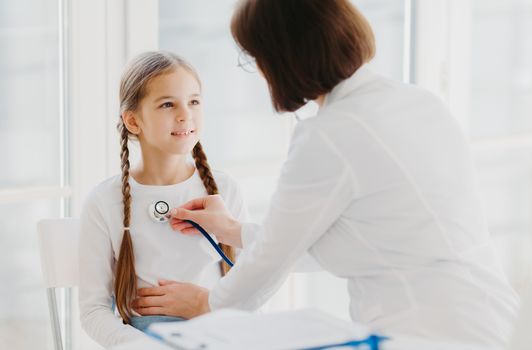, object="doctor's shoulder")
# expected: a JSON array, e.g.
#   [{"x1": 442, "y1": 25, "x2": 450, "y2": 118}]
[
  {"x1": 404, "y1": 83, "x2": 451, "y2": 111},
  {"x1": 362, "y1": 70, "x2": 452, "y2": 115},
  {"x1": 362, "y1": 75, "x2": 457, "y2": 126}
]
